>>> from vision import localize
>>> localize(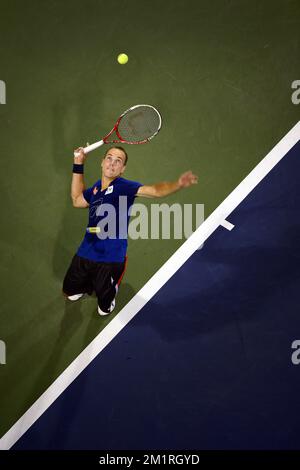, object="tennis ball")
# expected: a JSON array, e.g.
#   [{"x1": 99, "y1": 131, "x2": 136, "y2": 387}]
[
  {"x1": 117, "y1": 53, "x2": 129, "y2": 65},
  {"x1": 86, "y1": 227, "x2": 101, "y2": 233}
]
